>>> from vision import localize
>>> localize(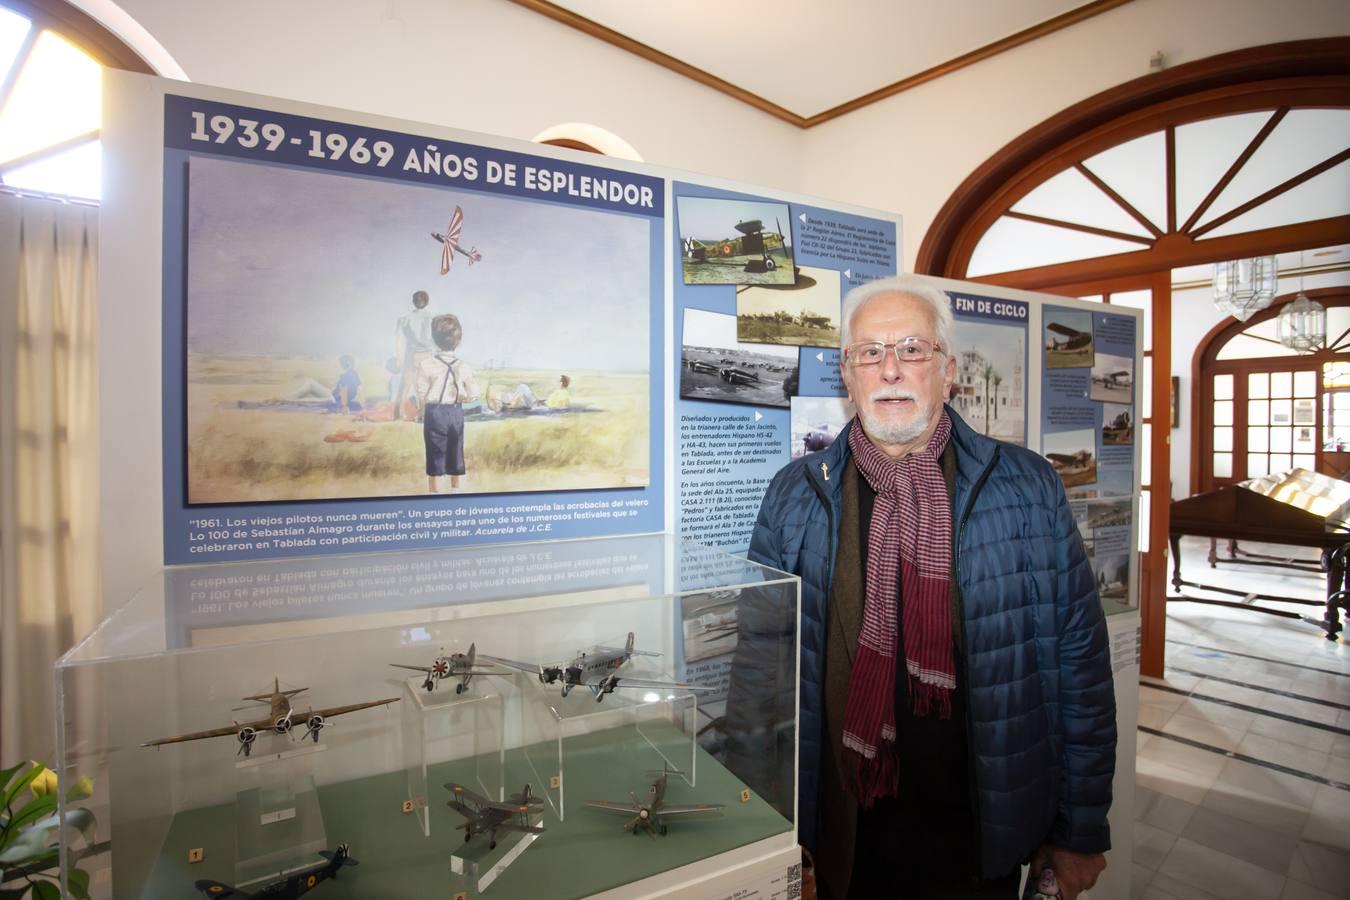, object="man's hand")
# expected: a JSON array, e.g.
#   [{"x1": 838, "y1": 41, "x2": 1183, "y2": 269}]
[{"x1": 1029, "y1": 845, "x2": 1106, "y2": 900}]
